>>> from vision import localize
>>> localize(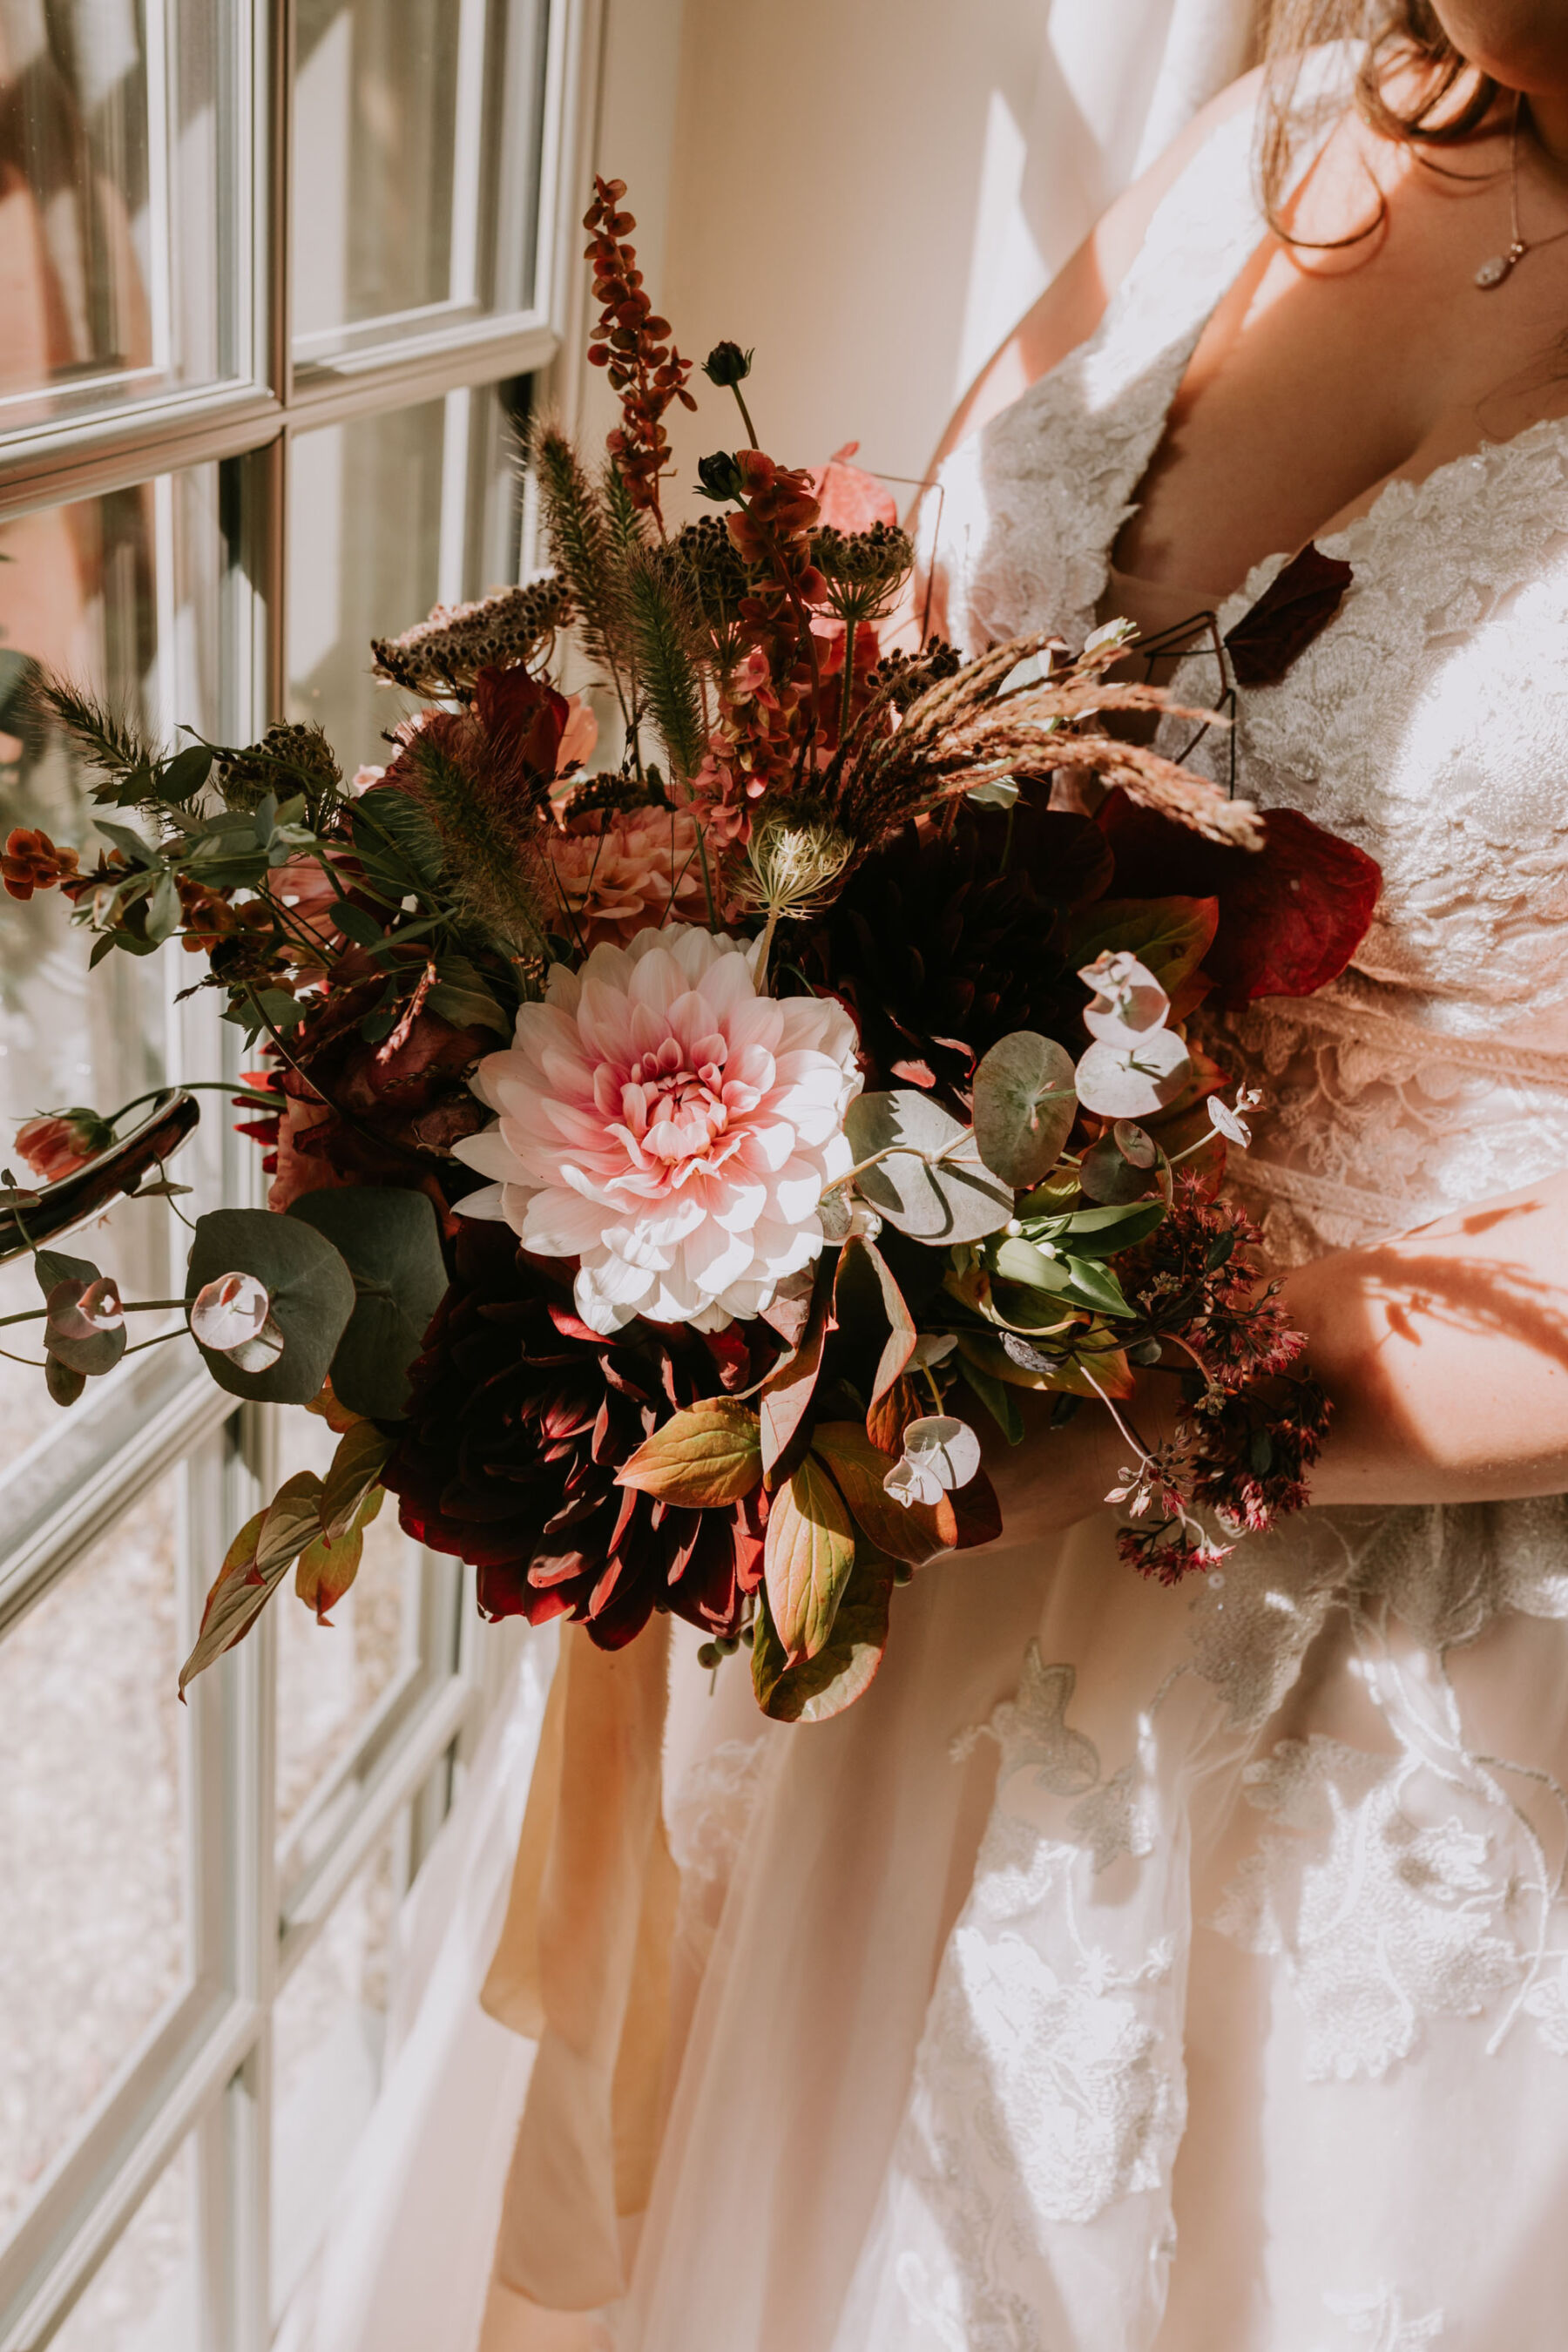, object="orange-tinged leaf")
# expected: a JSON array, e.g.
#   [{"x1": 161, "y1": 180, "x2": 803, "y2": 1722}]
[
  {"x1": 321, "y1": 1420, "x2": 393, "y2": 1539},
  {"x1": 618, "y1": 1398, "x2": 762, "y2": 1505},
  {"x1": 295, "y1": 1524, "x2": 365, "y2": 1622},
  {"x1": 948, "y1": 1467, "x2": 1003, "y2": 1551},
  {"x1": 810, "y1": 1421, "x2": 954, "y2": 1567},
  {"x1": 866, "y1": 1372, "x2": 918, "y2": 1456},
  {"x1": 763, "y1": 1453, "x2": 857, "y2": 1664},
  {"x1": 751, "y1": 1547, "x2": 896, "y2": 1722},
  {"x1": 306, "y1": 1378, "x2": 362, "y2": 1433},
  {"x1": 834, "y1": 1234, "x2": 916, "y2": 1407},
  {"x1": 1064, "y1": 895, "x2": 1219, "y2": 996},
  {"x1": 760, "y1": 1274, "x2": 828, "y2": 1480},
  {"x1": 255, "y1": 1470, "x2": 326, "y2": 1574},
  {"x1": 179, "y1": 1475, "x2": 321, "y2": 1695},
  {"x1": 954, "y1": 1329, "x2": 1135, "y2": 1402}
]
